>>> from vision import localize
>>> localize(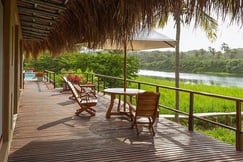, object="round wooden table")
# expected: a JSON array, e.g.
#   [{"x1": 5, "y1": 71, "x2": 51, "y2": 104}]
[{"x1": 104, "y1": 88, "x2": 145, "y2": 118}]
